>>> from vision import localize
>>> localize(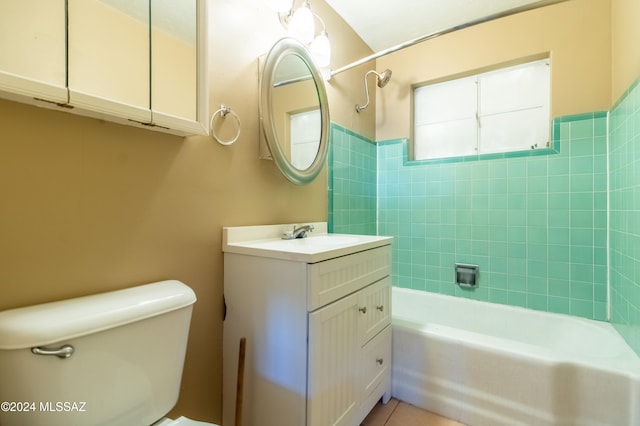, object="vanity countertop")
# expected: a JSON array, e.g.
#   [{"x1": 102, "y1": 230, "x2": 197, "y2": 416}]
[{"x1": 222, "y1": 222, "x2": 392, "y2": 263}]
